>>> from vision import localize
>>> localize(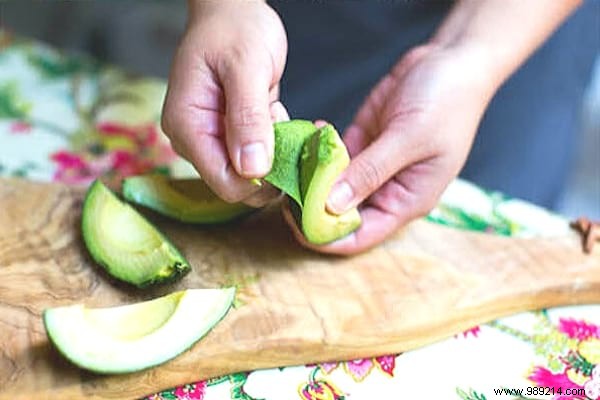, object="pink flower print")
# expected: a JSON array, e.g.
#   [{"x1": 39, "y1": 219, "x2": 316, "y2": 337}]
[
  {"x1": 52, "y1": 151, "x2": 87, "y2": 169},
  {"x1": 461, "y1": 326, "x2": 481, "y2": 338},
  {"x1": 97, "y1": 122, "x2": 161, "y2": 149},
  {"x1": 374, "y1": 355, "x2": 396, "y2": 377},
  {"x1": 318, "y1": 362, "x2": 339, "y2": 374},
  {"x1": 529, "y1": 367, "x2": 584, "y2": 398},
  {"x1": 343, "y1": 358, "x2": 374, "y2": 382},
  {"x1": 110, "y1": 150, "x2": 153, "y2": 177},
  {"x1": 9, "y1": 121, "x2": 31, "y2": 134},
  {"x1": 298, "y1": 379, "x2": 345, "y2": 400},
  {"x1": 96, "y1": 121, "x2": 140, "y2": 140},
  {"x1": 315, "y1": 355, "x2": 397, "y2": 380},
  {"x1": 51, "y1": 151, "x2": 96, "y2": 185},
  {"x1": 559, "y1": 318, "x2": 600, "y2": 341},
  {"x1": 173, "y1": 381, "x2": 206, "y2": 400}
]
